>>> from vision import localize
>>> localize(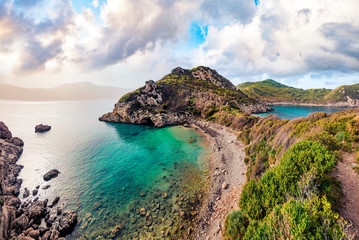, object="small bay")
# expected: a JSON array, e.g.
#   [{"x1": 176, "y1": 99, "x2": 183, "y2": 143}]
[{"x1": 255, "y1": 104, "x2": 349, "y2": 119}]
